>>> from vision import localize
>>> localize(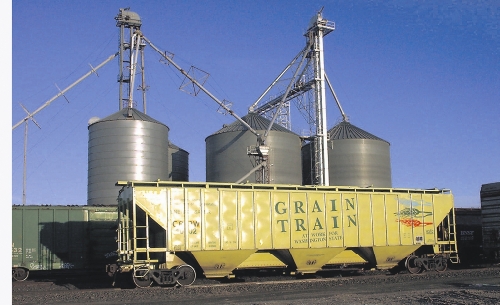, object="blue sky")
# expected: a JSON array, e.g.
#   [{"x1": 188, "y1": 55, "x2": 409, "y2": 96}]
[{"x1": 10, "y1": 1, "x2": 500, "y2": 208}]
